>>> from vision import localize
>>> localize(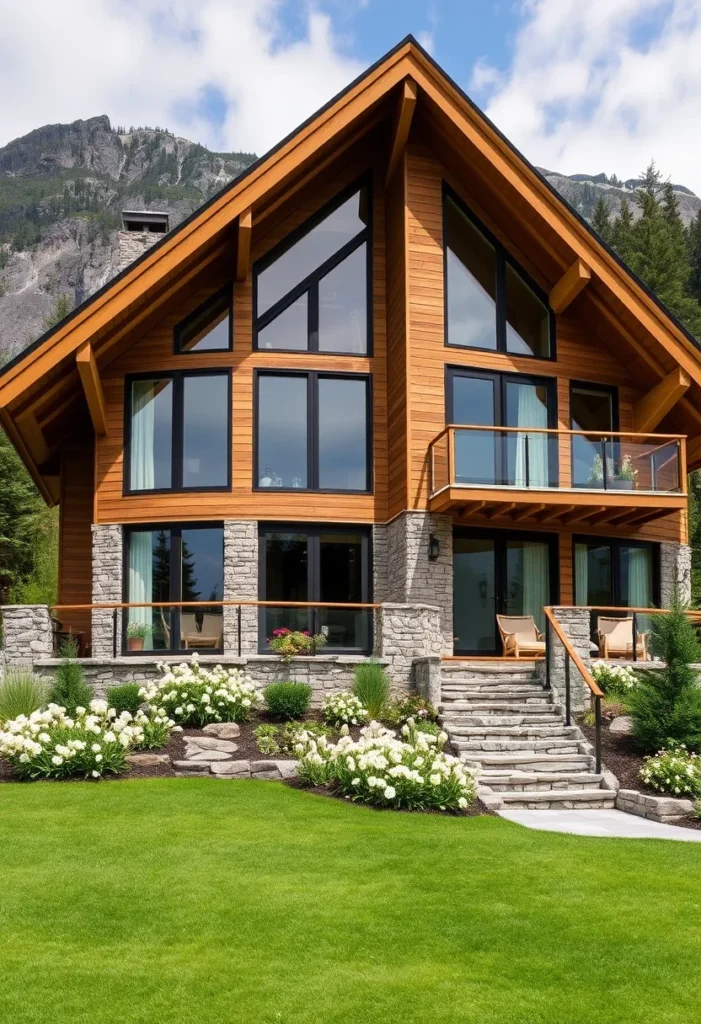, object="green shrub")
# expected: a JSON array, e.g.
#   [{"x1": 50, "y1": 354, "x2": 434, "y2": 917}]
[
  {"x1": 628, "y1": 594, "x2": 701, "y2": 753},
  {"x1": 255, "y1": 720, "x2": 331, "y2": 756},
  {"x1": 384, "y1": 692, "x2": 438, "y2": 726},
  {"x1": 140, "y1": 662, "x2": 263, "y2": 726},
  {"x1": 0, "y1": 670, "x2": 48, "y2": 723},
  {"x1": 352, "y1": 661, "x2": 390, "y2": 719},
  {"x1": 48, "y1": 639, "x2": 93, "y2": 714},
  {"x1": 591, "y1": 662, "x2": 638, "y2": 703},
  {"x1": 254, "y1": 724, "x2": 280, "y2": 755},
  {"x1": 107, "y1": 684, "x2": 142, "y2": 716},
  {"x1": 323, "y1": 691, "x2": 367, "y2": 726},
  {"x1": 264, "y1": 682, "x2": 312, "y2": 720},
  {"x1": 639, "y1": 745, "x2": 701, "y2": 798}
]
